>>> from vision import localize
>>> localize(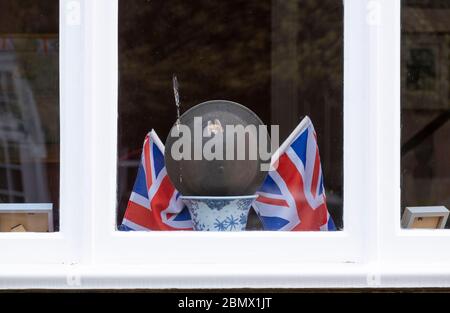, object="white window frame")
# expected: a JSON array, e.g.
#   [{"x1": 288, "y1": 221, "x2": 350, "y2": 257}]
[
  {"x1": 377, "y1": 1, "x2": 450, "y2": 267},
  {"x1": 90, "y1": 0, "x2": 368, "y2": 266},
  {"x1": 2, "y1": 0, "x2": 450, "y2": 289},
  {"x1": 0, "y1": 0, "x2": 90, "y2": 265}
]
